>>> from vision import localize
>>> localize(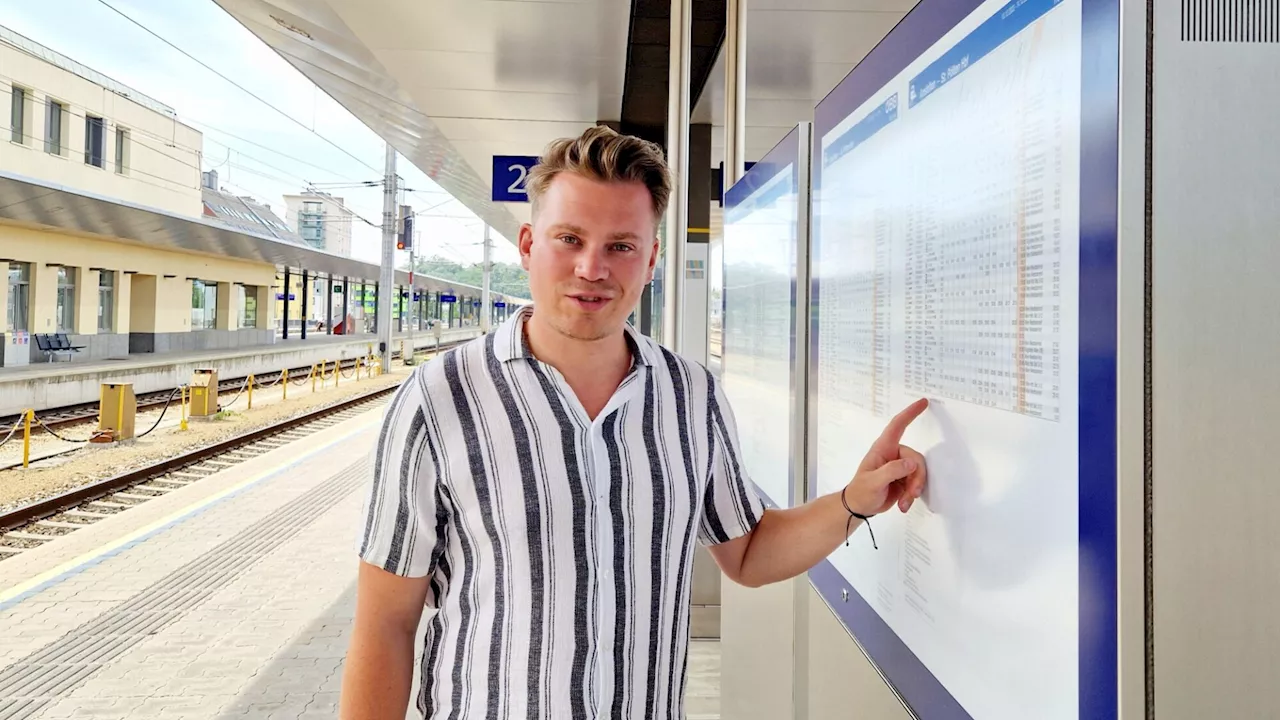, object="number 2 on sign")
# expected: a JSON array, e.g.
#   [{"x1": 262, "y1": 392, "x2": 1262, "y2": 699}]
[{"x1": 508, "y1": 164, "x2": 529, "y2": 195}]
